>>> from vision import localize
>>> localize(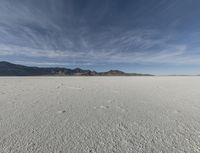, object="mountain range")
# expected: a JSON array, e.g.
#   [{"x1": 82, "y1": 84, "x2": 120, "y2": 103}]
[{"x1": 0, "y1": 61, "x2": 153, "y2": 76}]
